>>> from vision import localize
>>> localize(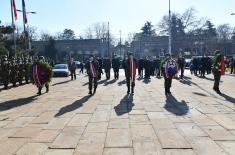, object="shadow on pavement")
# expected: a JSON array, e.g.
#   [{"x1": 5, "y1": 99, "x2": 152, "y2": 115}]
[
  {"x1": 0, "y1": 95, "x2": 38, "y2": 111},
  {"x1": 118, "y1": 80, "x2": 126, "y2": 86},
  {"x1": 104, "y1": 79, "x2": 117, "y2": 86},
  {"x1": 82, "y1": 82, "x2": 89, "y2": 86},
  {"x1": 52, "y1": 80, "x2": 71, "y2": 86},
  {"x1": 98, "y1": 79, "x2": 106, "y2": 85},
  {"x1": 55, "y1": 95, "x2": 91, "y2": 117},
  {"x1": 114, "y1": 94, "x2": 134, "y2": 116},
  {"x1": 204, "y1": 77, "x2": 214, "y2": 81},
  {"x1": 220, "y1": 93, "x2": 235, "y2": 104},
  {"x1": 193, "y1": 92, "x2": 208, "y2": 97},
  {"x1": 164, "y1": 95, "x2": 189, "y2": 116},
  {"x1": 179, "y1": 79, "x2": 192, "y2": 86},
  {"x1": 143, "y1": 78, "x2": 151, "y2": 84}
]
